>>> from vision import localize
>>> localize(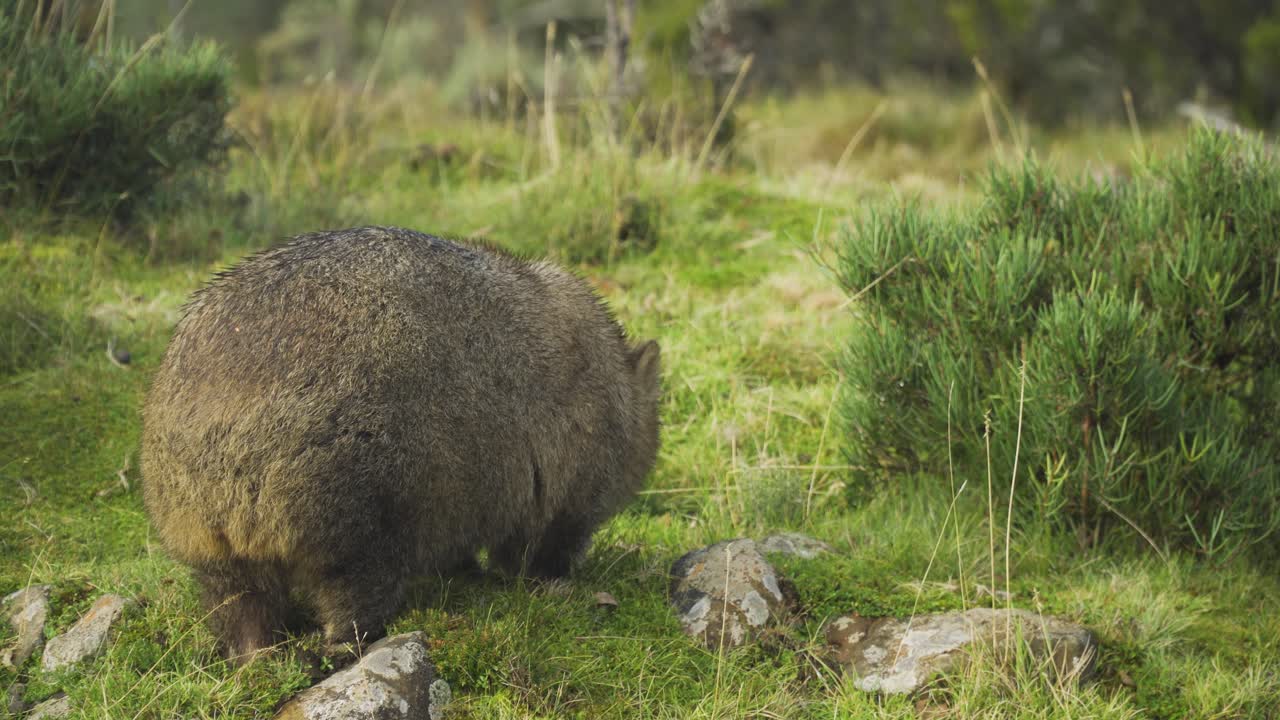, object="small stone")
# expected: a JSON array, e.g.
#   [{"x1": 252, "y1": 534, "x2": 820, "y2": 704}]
[
  {"x1": 759, "y1": 532, "x2": 833, "y2": 559},
  {"x1": 275, "y1": 631, "x2": 440, "y2": 720},
  {"x1": 27, "y1": 694, "x2": 71, "y2": 719},
  {"x1": 42, "y1": 594, "x2": 131, "y2": 672},
  {"x1": 6, "y1": 682, "x2": 27, "y2": 715},
  {"x1": 824, "y1": 608, "x2": 1098, "y2": 694},
  {"x1": 668, "y1": 539, "x2": 793, "y2": 650},
  {"x1": 2, "y1": 584, "x2": 51, "y2": 669}
]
